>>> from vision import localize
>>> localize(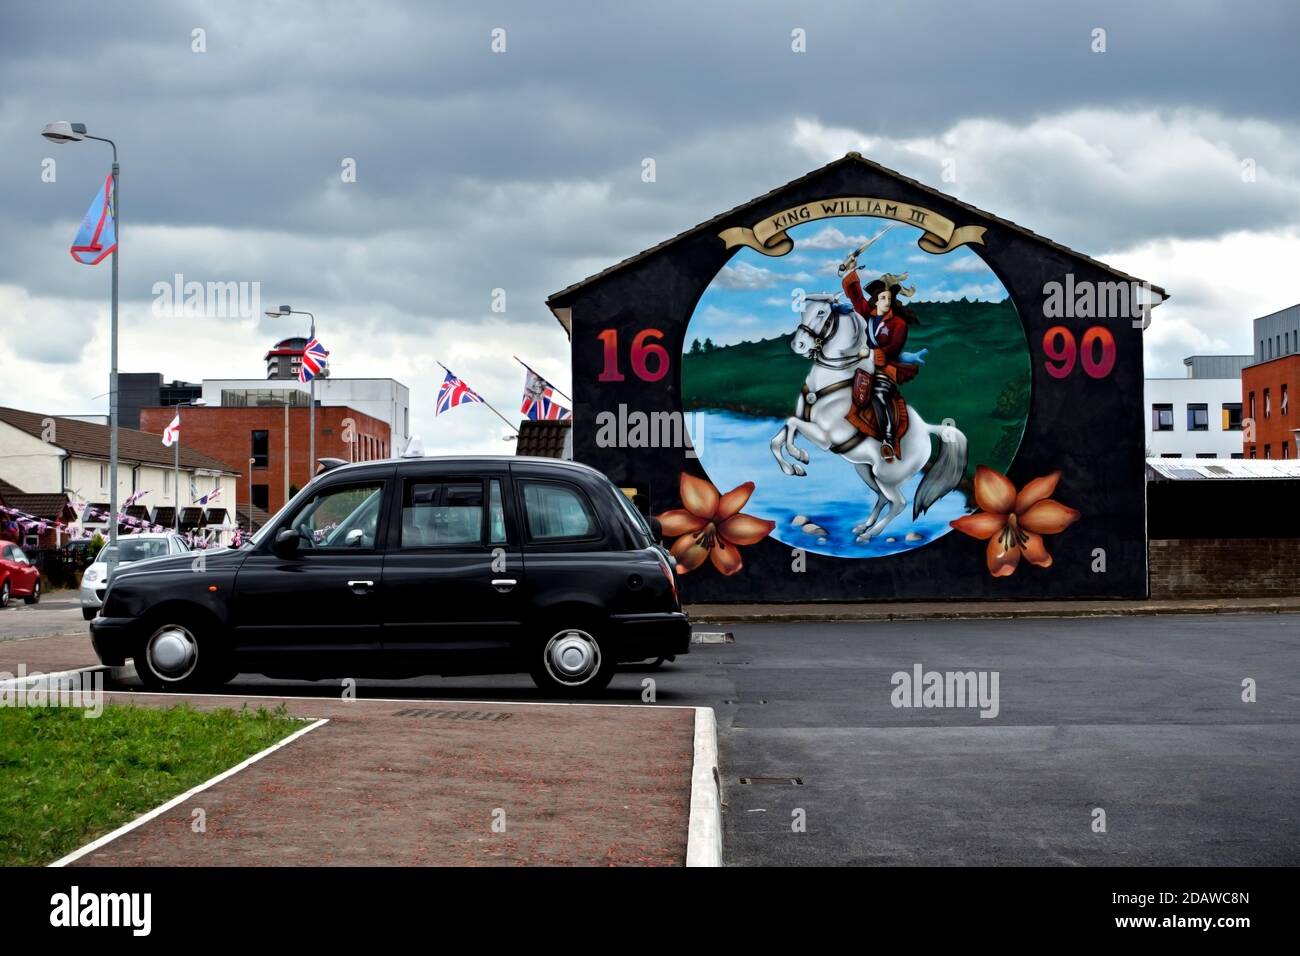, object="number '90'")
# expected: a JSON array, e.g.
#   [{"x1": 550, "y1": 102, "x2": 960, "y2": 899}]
[{"x1": 1042, "y1": 326, "x2": 1116, "y2": 380}]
